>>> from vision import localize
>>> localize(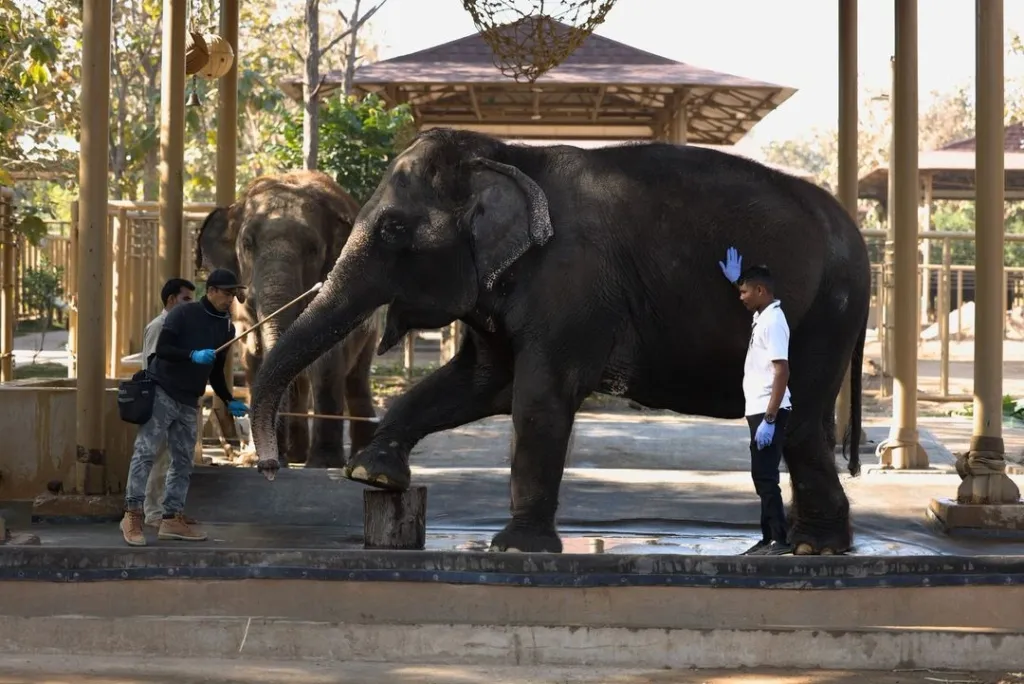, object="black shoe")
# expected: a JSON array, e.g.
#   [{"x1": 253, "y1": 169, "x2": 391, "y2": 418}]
[
  {"x1": 743, "y1": 540, "x2": 793, "y2": 556},
  {"x1": 741, "y1": 539, "x2": 771, "y2": 555}
]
